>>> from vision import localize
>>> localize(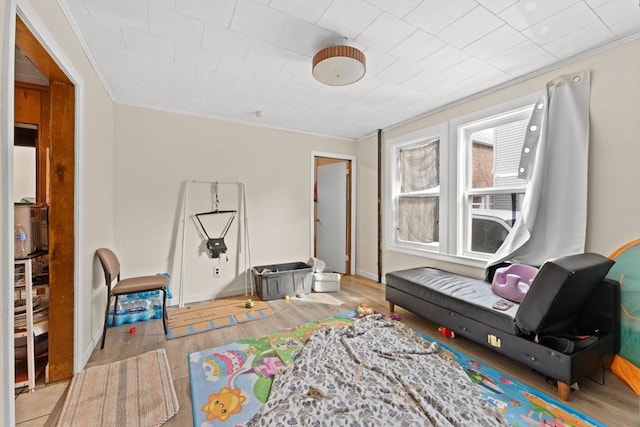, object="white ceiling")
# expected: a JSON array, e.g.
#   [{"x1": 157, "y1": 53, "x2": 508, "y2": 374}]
[{"x1": 56, "y1": 0, "x2": 640, "y2": 140}]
